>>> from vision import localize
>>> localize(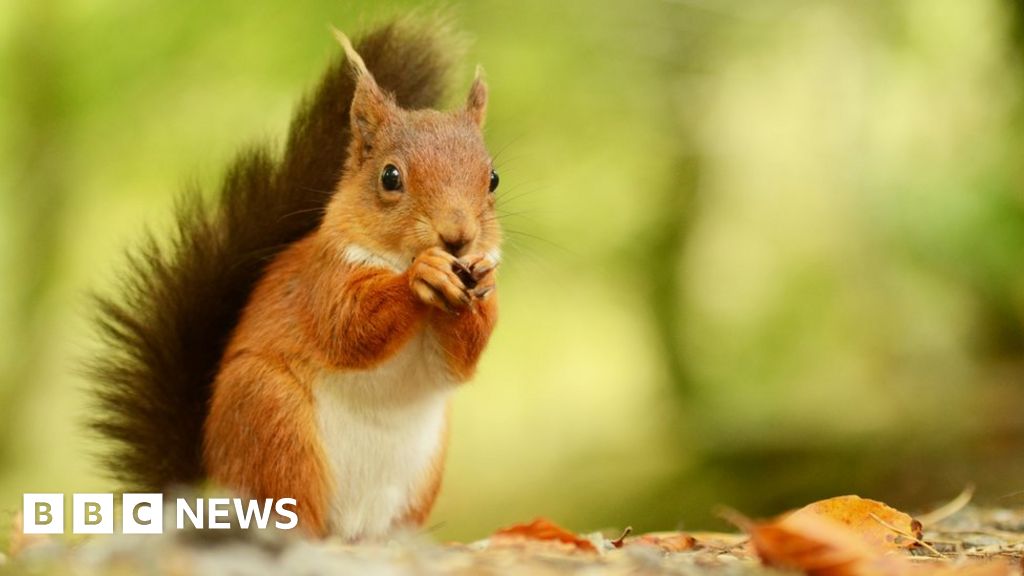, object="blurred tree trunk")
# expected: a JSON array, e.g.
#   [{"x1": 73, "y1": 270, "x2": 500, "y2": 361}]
[
  {"x1": 635, "y1": 0, "x2": 726, "y2": 402},
  {"x1": 644, "y1": 152, "x2": 699, "y2": 400}
]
